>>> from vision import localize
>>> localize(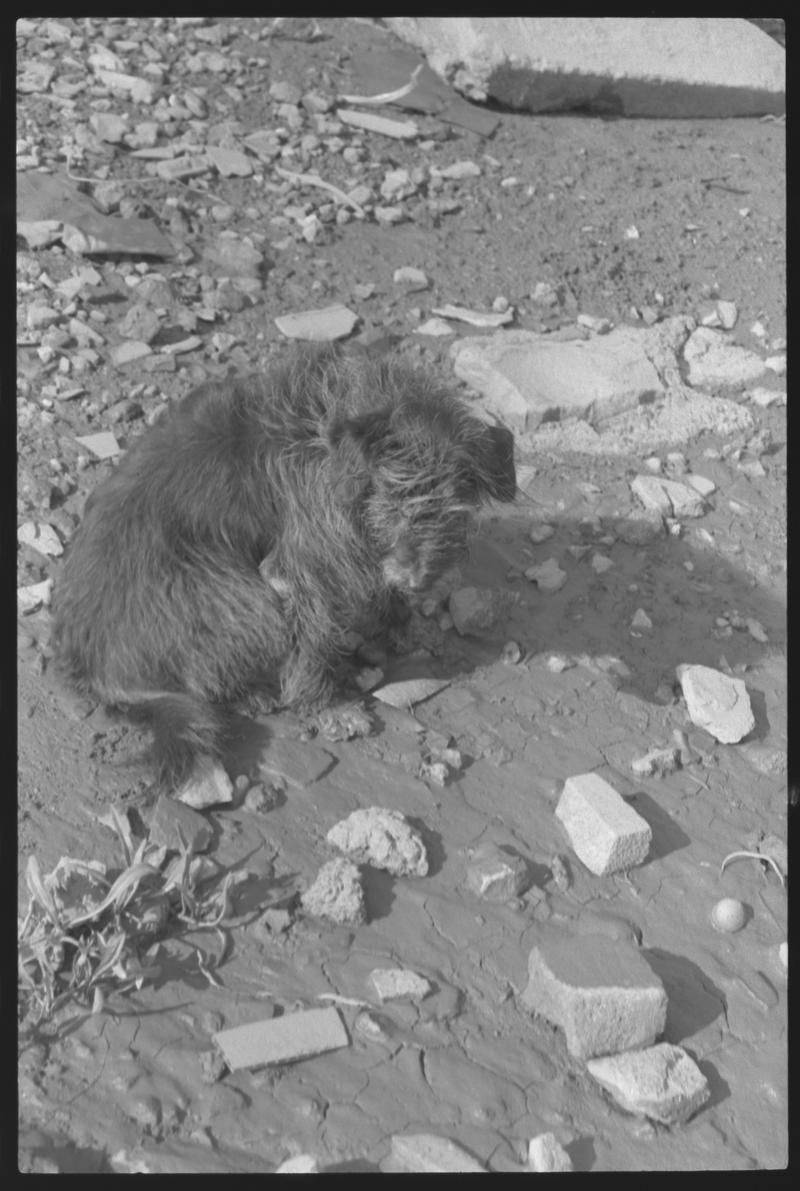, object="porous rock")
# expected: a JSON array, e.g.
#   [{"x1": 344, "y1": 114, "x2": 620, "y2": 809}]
[{"x1": 326, "y1": 808, "x2": 428, "y2": 877}]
